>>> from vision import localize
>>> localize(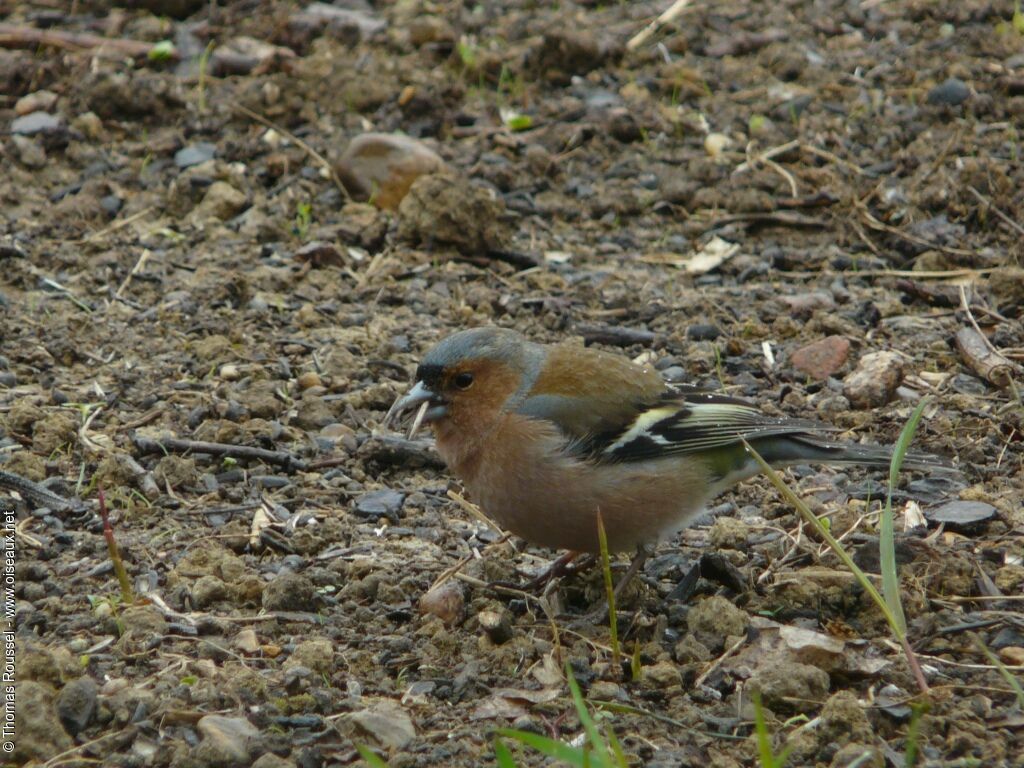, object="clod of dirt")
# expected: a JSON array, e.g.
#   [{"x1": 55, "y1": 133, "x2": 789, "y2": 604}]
[
  {"x1": 283, "y1": 638, "x2": 335, "y2": 674},
  {"x1": 687, "y1": 595, "x2": 749, "y2": 651},
  {"x1": 190, "y1": 181, "x2": 249, "y2": 223},
  {"x1": 842, "y1": 351, "x2": 904, "y2": 408},
  {"x1": 397, "y1": 173, "x2": 505, "y2": 254},
  {"x1": 790, "y1": 336, "x2": 851, "y2": 380},
  {"x1": 788, "y1": 690, "x2": 873, "y2": 761},
  {"x1": 708, "y1": 517, "x2": 750, "y2": 549},
  {"x1": 3, "y1": 449, "x2": 46, "y2": 481},
  {"x1": 262, "y1": 572, "x2": 318, "y2": 612},
  {"x1": 292, "y1": 393, "x2": 335, "y2": 430},
  {"x1": 419, "y1": 581, "x2": 465, "y2": 625},
  {"x1": 987, "y1": 266, "x2": 1024, "y2": 314},
  {"x1": 83, "y1": 70, "x2": 184, "y2": 120},
  {"x1": 644, "y1": 660, "x2": 683, "y2": 689},
  {"x1": 31, "y1": 411, "x2": 77, "y2": 455},
  {"x1": 4, "y1": 399, "x2": 44, "y2": 435},
  {"x1": 527, "y1": 28, "x2": 619, "y2": 83},
  {"x1": 192, "y1": 575, "x2": 230, "y2": 608},
  {"x1": 14, "y1": 681, "x2": 73, "y2": 763},
  {"x1": 154, "y1": 455, "x2": 199, "y2": 489},
  {"x1": 336, "y1": 132, "x2": 447, "y2": 211},
  {"x1": 748, "y1": 660, "x2": 830, "y2": 714}
]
